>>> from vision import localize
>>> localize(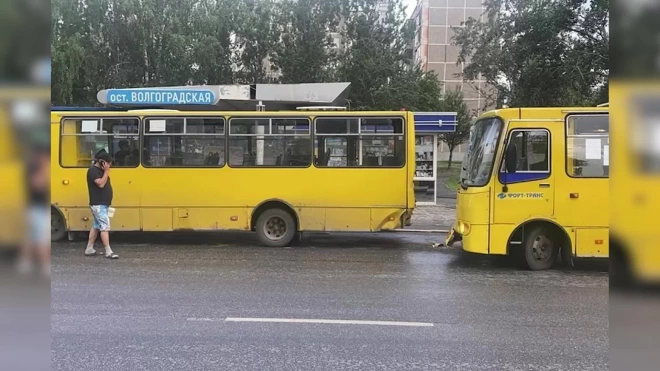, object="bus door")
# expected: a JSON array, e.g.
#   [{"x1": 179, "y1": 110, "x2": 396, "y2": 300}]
[
  {"x1": 555, "y1": 113, "x2": 609, "y2": 257},
  {"x1": 493, "y1": 120, "x2": 556, "y2": 229}
]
